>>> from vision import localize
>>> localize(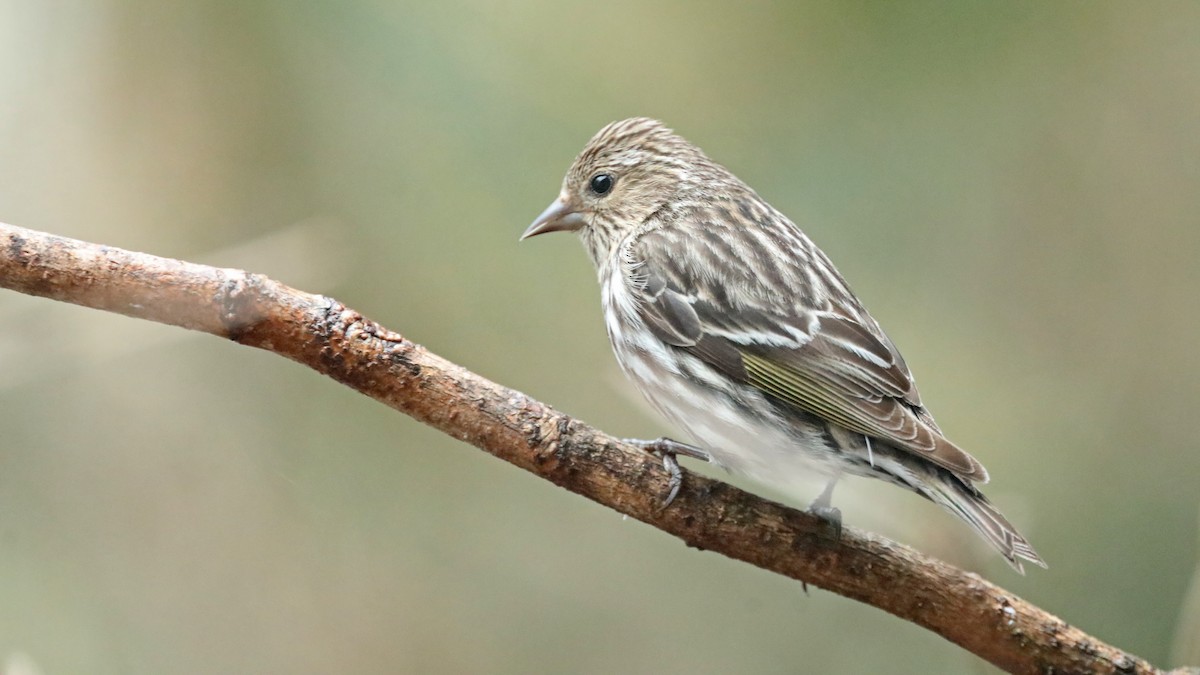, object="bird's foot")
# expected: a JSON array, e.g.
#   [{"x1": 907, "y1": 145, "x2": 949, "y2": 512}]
[
  {"x1": 807, "y1": 475, "x2": 843, "y2": 540},
  {"x1": 622, "y1": 437, "x2": 710, "y2": 508},
  {"x1": 807, "y1": 504, "x2": 843, "y2": 540}
]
